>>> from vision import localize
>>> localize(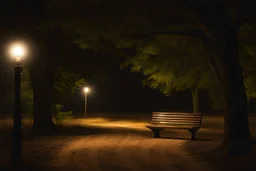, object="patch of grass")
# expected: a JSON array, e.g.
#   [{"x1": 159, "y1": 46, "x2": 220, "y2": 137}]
[{"x1": 53, "y1": 104, "x2": 74, "y2": 125}]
